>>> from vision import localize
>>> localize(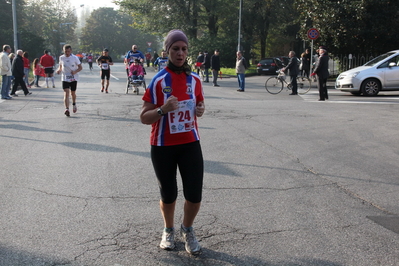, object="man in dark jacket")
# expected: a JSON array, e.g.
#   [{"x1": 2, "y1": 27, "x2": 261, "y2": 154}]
[
  {"x1": 10, "y1": 50, "x2": 31, "y2": 96},
  {"x1": 211, "y1": 49, "x2": 221, "y2": 87},
  {"x1": 282, "y1": 51, "x2": 299, "y2": 95},
  {"x1": 312, "y1": 46, "x2": 329, "y2": 101},
  {"x1": 203, "y1": 51, "x2": 211, "y2": 82},
  {"x1": 195, "y1": 52, "x2": 204, "y2": 75}
]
